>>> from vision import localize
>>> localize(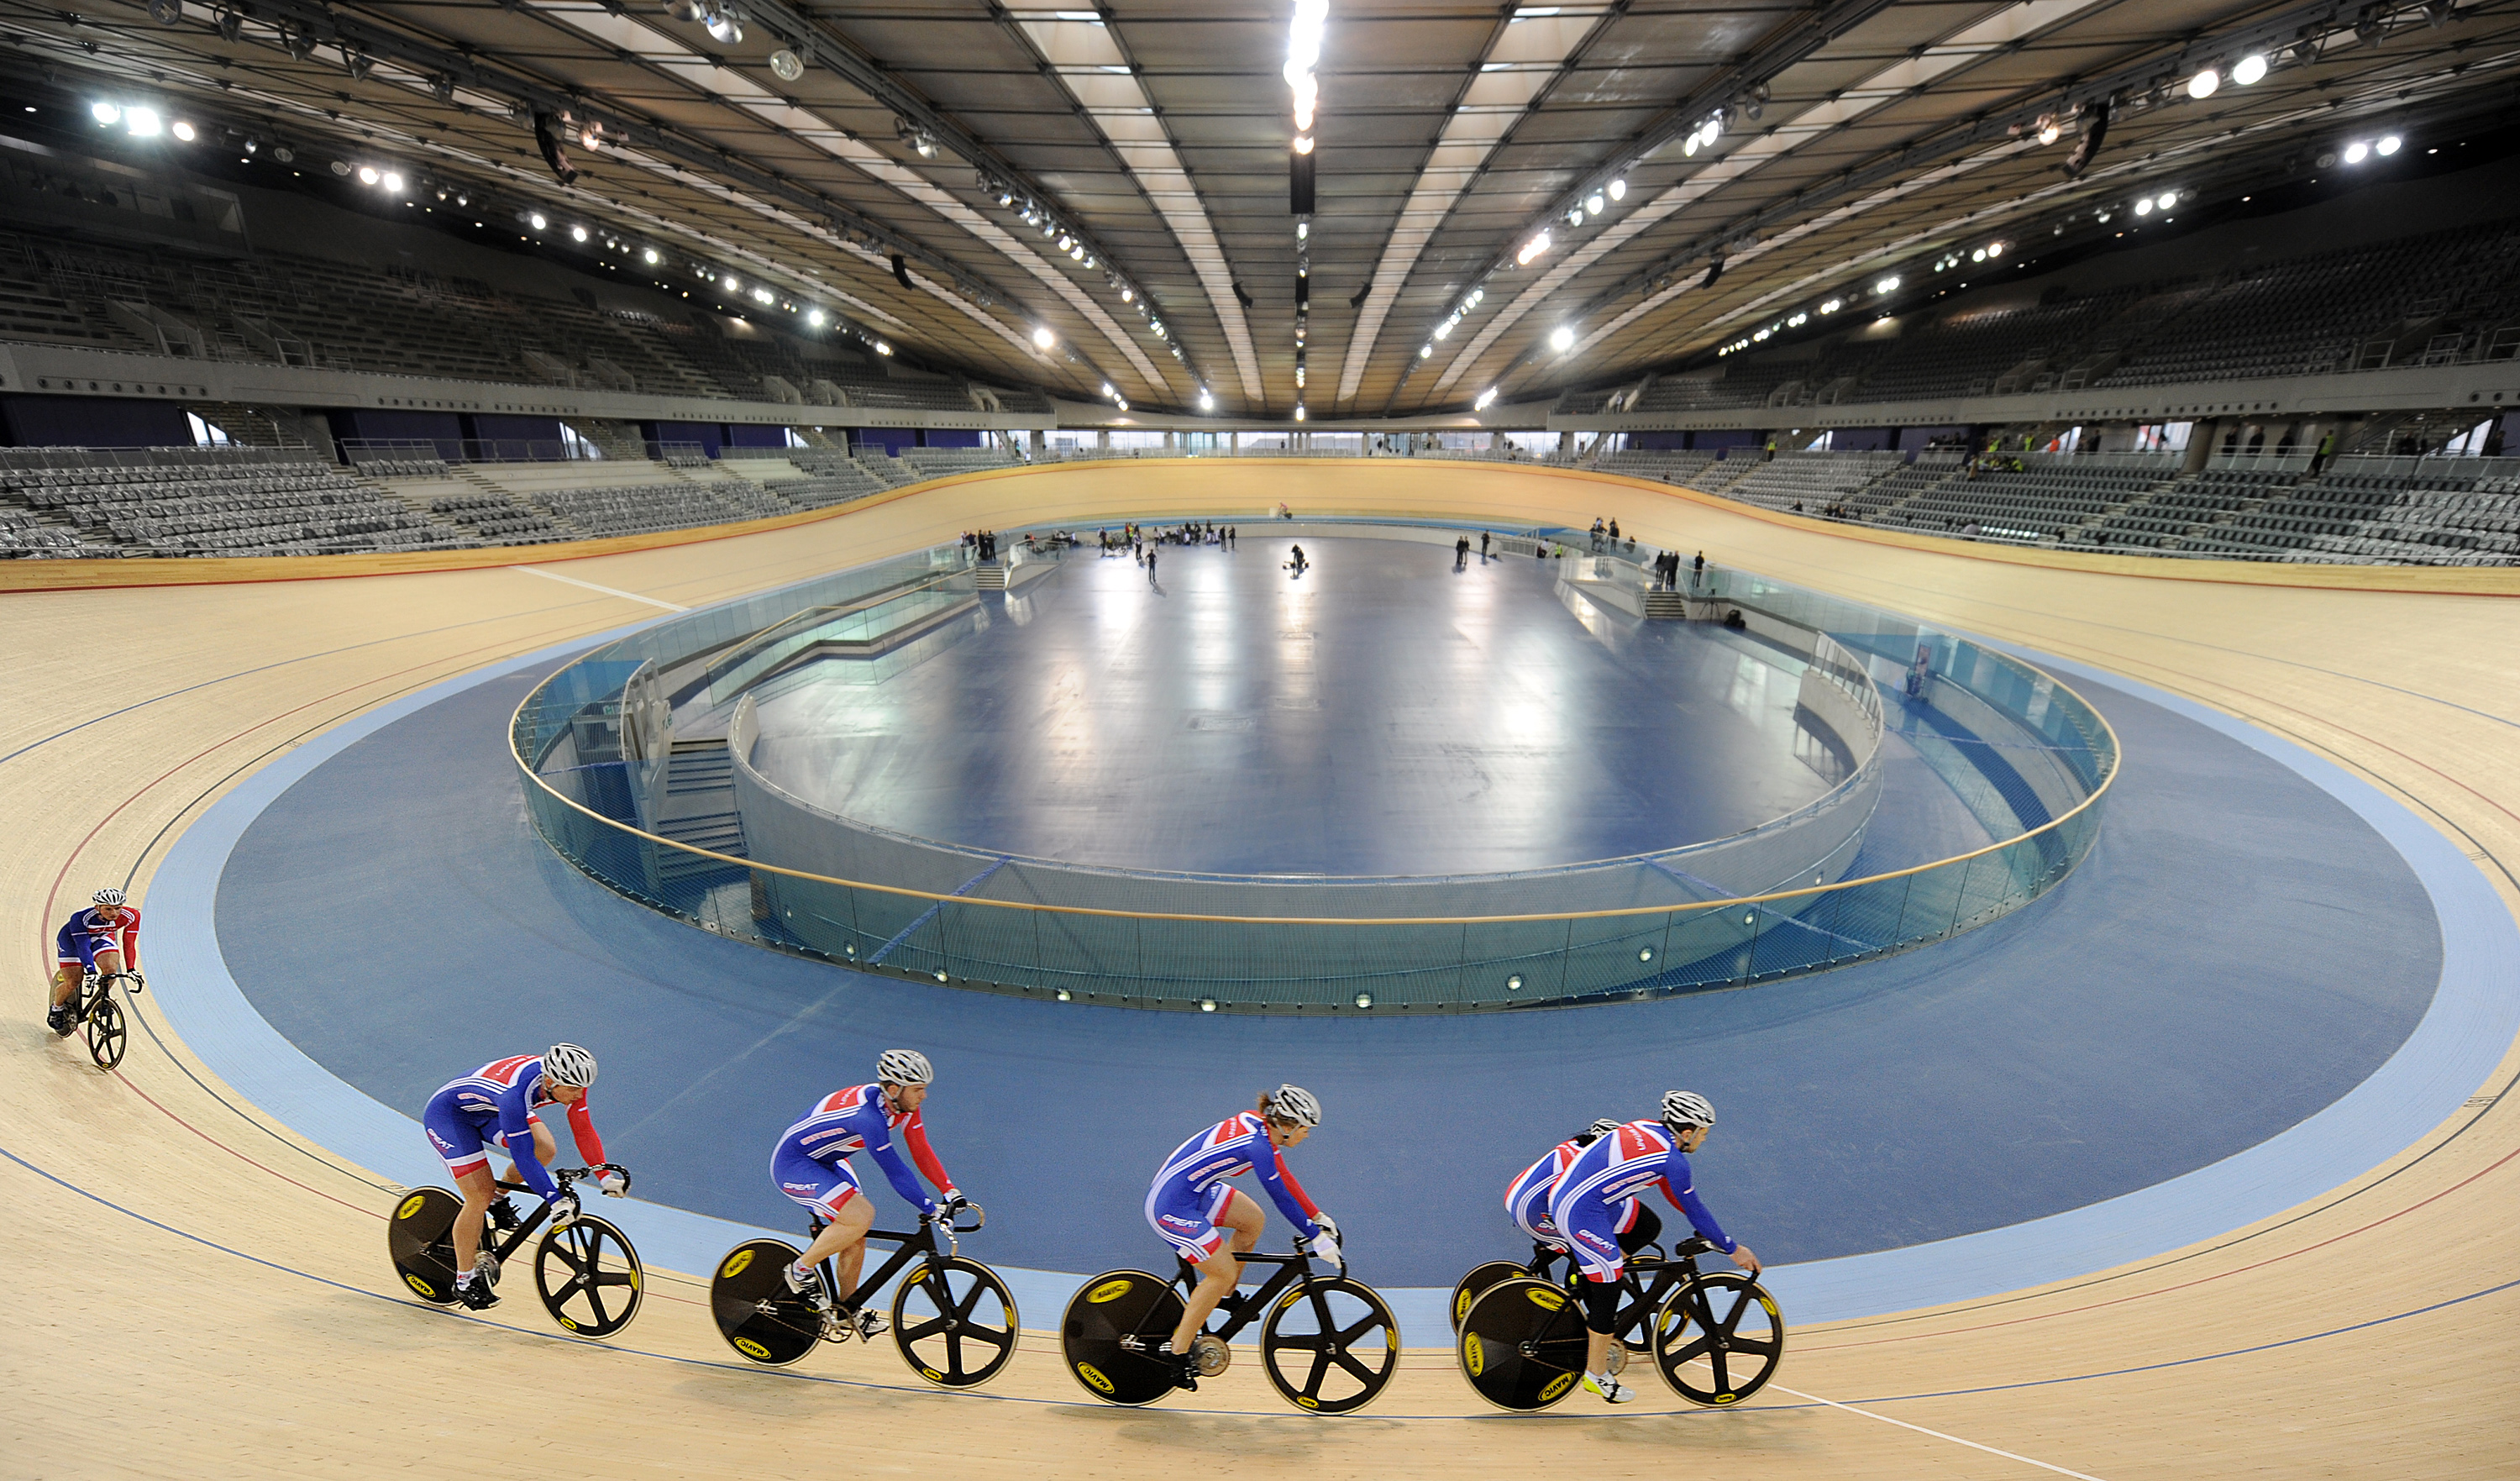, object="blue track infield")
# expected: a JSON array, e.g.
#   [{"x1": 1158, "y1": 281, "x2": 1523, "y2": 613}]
[{"x1": 149, "y1": 617, "x2": 2519, "y2": 1346}]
